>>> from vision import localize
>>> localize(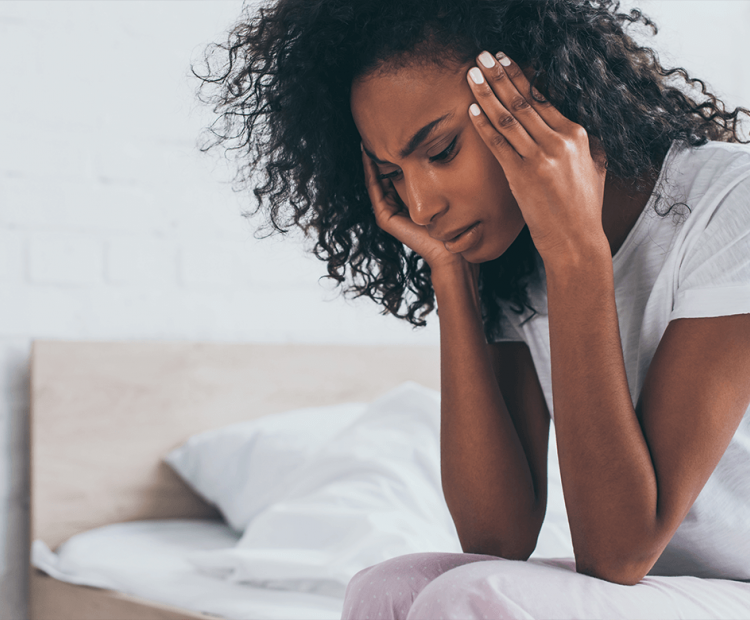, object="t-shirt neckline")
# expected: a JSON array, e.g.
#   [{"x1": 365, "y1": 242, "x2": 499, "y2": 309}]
[{"x1": 611, "y1": 141, "x2": 680, "y2": 272}]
